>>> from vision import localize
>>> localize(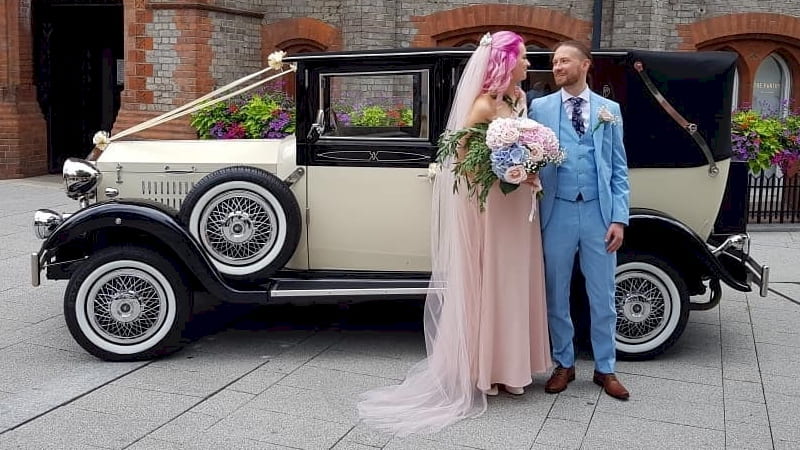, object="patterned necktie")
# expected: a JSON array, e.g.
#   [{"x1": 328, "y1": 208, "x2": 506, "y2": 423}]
[{"x1": 568, "y1": 97, "x2": 585, "y2": 136}]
